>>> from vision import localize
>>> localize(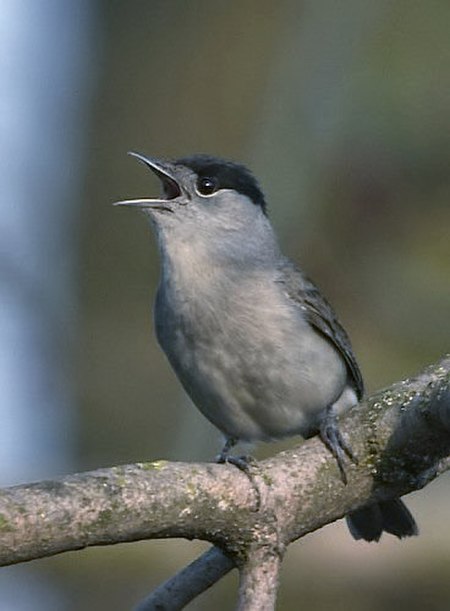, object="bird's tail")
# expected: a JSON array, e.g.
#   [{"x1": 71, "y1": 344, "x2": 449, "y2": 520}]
[{"x1": 346, "y1": 499, "x2": 418, "y2": 542}]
